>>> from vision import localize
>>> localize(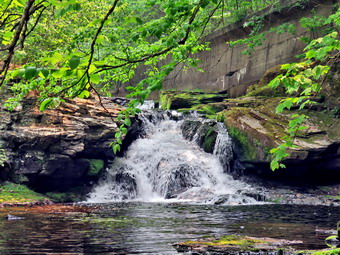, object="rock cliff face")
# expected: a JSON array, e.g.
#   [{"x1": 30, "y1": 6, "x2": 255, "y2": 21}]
[{"x1": 0, "y1": 92, "x2": 127, "y2": 192}]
